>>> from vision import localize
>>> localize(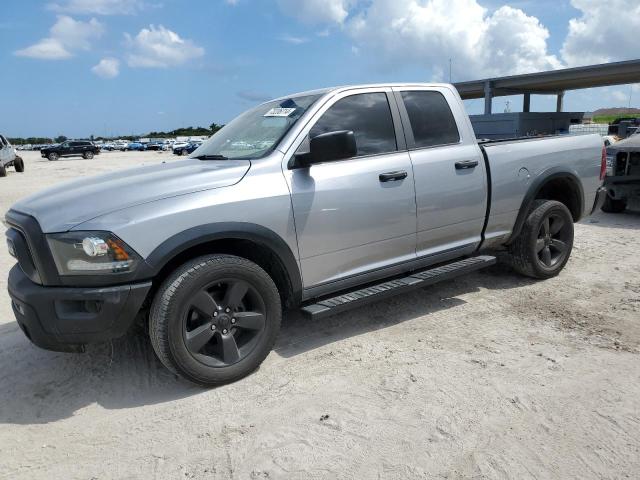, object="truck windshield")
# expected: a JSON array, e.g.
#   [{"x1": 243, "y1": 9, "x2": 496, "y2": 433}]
[{"x1": 192, "y1": 94, "x2": 321, "y2": 160}]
